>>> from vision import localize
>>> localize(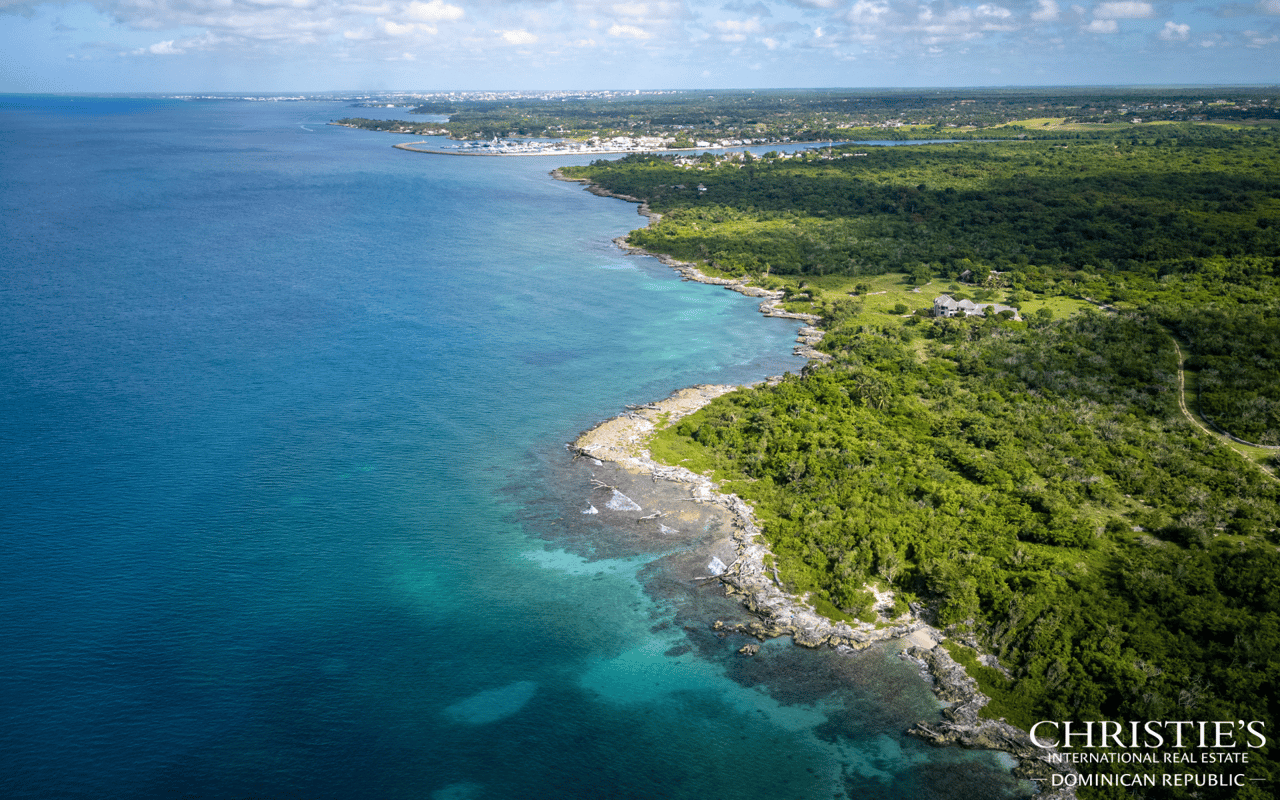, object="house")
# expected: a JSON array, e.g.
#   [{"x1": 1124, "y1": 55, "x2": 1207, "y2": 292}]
[
  {"x1": 933, "y1": 295, "x2": 1021, "y2": 320},
  {"x1": 933, "y1": 295, "x2": 978, "y2": 317}
]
